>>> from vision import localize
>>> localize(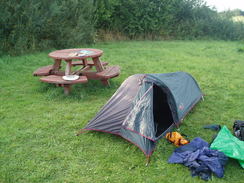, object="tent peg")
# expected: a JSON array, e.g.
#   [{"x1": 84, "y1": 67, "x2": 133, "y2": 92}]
[{"x1": 146, "y1": 156, "x2": 151, "y2": 166}]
